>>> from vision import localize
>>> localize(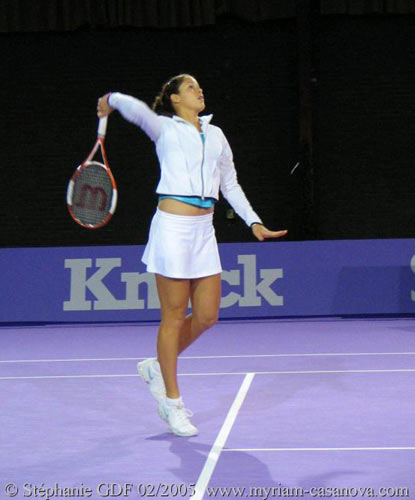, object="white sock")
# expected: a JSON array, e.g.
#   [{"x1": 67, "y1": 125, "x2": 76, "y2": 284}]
[{"x1": 166, "y1": 396, "x2": 183, "y2": 407}]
